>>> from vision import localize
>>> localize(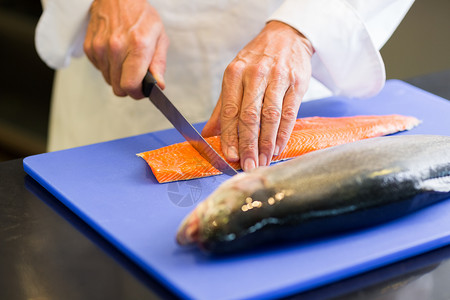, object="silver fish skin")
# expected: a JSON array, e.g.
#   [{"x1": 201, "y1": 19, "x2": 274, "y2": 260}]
[{"x1": 176, "y1": 135, "x2": 450, "y2": 255}]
